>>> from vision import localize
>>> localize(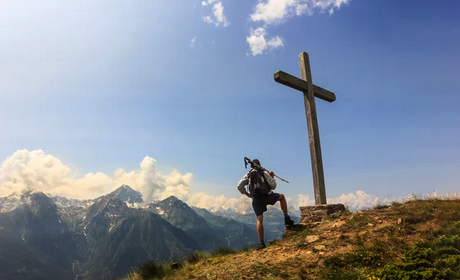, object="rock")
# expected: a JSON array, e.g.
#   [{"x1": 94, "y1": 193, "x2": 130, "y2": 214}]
[
  {"x1": 306, "y1": 235, "x2": 320, "y2": 243},
  {"x1": 299, "y1": 204, "x2": 346, "y2": 223},
  {"x1": 314, "y1": 245, "x2": 326, "y2": 251}
]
